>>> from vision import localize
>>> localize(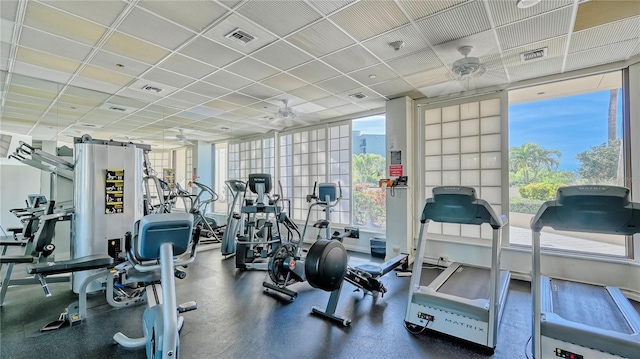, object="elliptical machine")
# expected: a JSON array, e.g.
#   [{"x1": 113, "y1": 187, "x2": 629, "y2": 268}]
[
  {"x1": 113, "y1": 213, "x2": 200, "y2": 359},
  {"x1": 220, "y1": 180, "x2": 246, "y2": 257}
]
